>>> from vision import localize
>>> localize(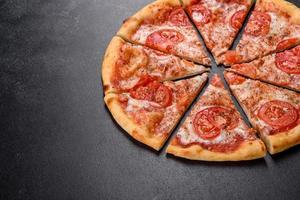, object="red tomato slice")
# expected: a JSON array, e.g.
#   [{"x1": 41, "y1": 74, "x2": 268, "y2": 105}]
[
  {"x1": 193, "y1": 107, "x2": 239, "y2": 139},
  {"x1": 231, "y1": 64, "x2": 257, "y2": 78},
  {"x1": 187, "y1": 5, "x2": 211, "y2": 26},
  {"x1": 169, "y1": 8, "x2": 190, "y2": 26},
  {"x1": 225, "y1": 72, "x2": 246, "y2": 85},
  {"x1": 230, "y1": 10, "x2": 247, "y2": 30},
  {"x1": 258, "y1": 100, "x2": 298, "y2": 132},
  {"x1": 145, "y1": 29, "x2": 184, "y2": 53},
  {"x1": 154, "y1": 85, "x2": 173, "y2": 107},
  {"x1": 276, "y1": 38, "x2": 299, "y2": 51},
  {"x1": 130, "y1": 79, "x2": 172, "y2": 108},
  {"x1": 275, "y1": 46, "x2": 300, "y2": 74},
  {"x1": 245, "y1": 11, "x2": 271, "y2": 36}
]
